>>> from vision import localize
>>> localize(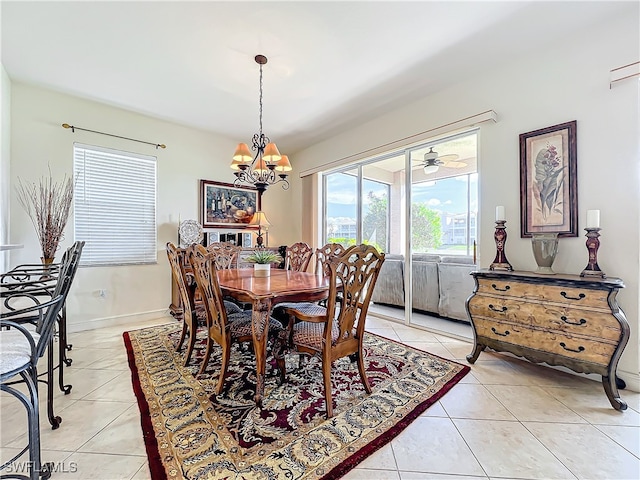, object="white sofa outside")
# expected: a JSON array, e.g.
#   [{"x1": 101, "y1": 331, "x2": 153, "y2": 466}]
[{"x1": 371, "y1": 253, "x2": 476, "y2": 322}]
